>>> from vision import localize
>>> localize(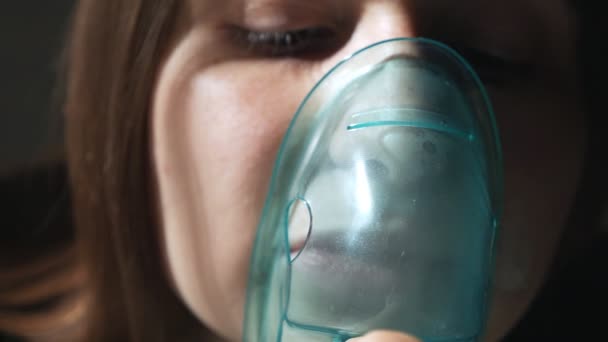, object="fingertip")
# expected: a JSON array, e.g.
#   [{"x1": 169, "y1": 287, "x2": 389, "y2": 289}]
[{"x1": 347, "y1": 330, "x2": 421, "y2": 342}]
